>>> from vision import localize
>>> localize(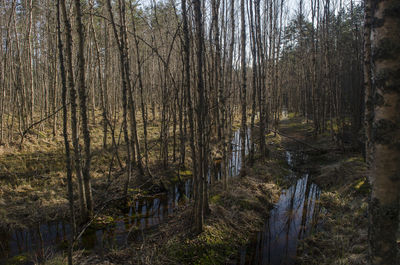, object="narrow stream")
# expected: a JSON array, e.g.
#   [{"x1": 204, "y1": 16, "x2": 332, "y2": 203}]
[
  {"x1": 0, "y1": 129, "x2": 320, "y2": 265},
  {"x1": 236, "y1": 152, "x2": 322, "y2": 265},
  {"x1": 0, "y1": 129, "x2": 250, "y2": 263}
]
